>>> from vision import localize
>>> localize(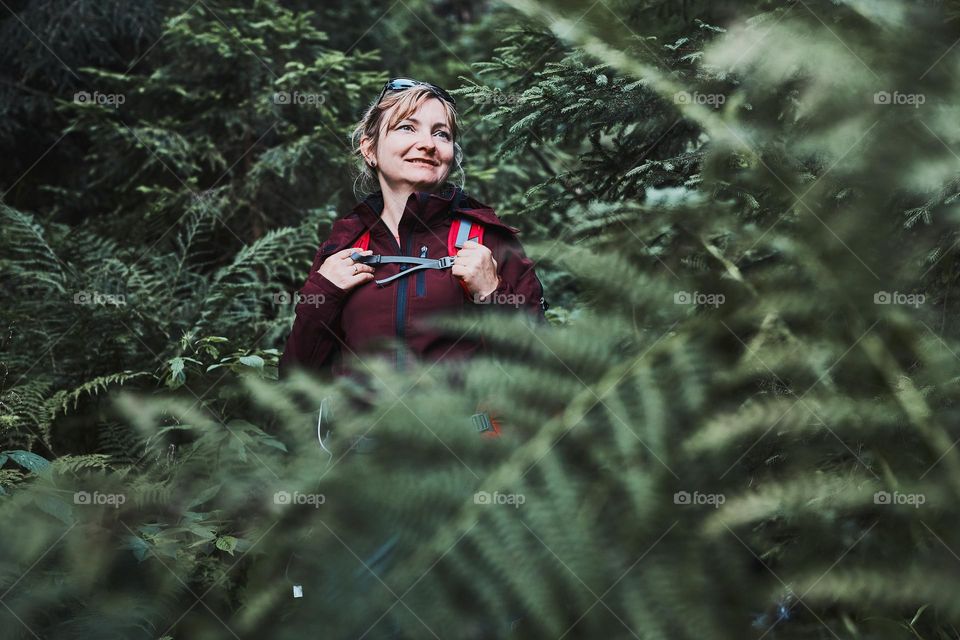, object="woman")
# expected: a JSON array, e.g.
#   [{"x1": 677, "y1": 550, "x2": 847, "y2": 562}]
[
  {"x1": 278, "y1": 80, "x2": 537, "y2": 634},
  {"x1": 278, "y1": 78, "x2": 547, "y2": 387}
]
